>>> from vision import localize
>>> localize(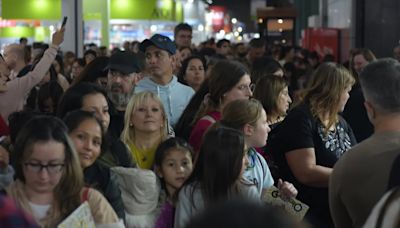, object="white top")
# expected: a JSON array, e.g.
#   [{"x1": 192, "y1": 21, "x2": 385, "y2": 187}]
[{"x1": 29, "y1": 202, "x2": 51, "y2": 221}]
